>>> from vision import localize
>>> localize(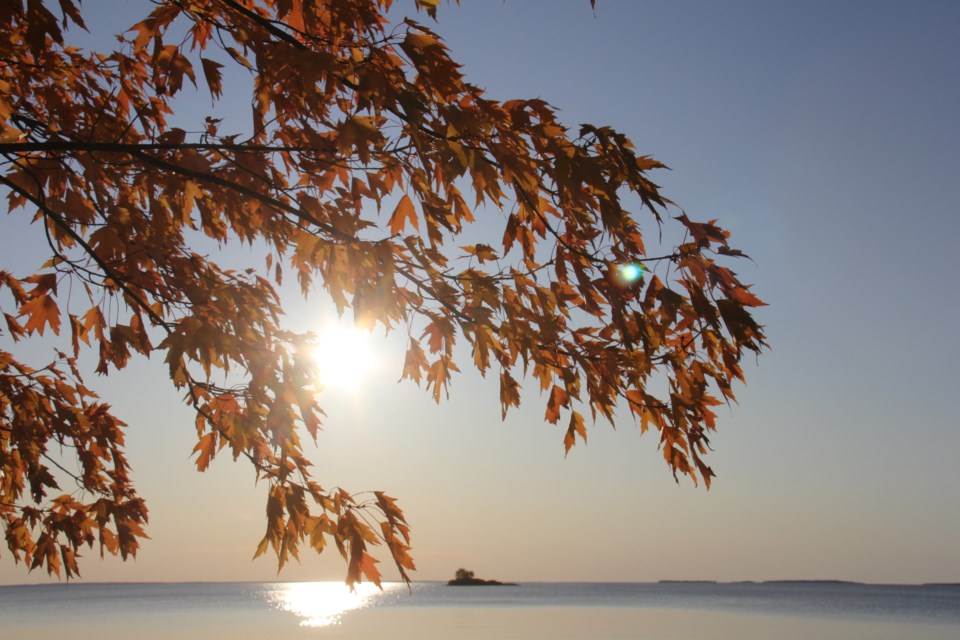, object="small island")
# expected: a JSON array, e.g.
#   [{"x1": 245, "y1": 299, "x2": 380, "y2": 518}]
[{"x1": 447, "y1": 568, "x2": 517, "y2": 586}]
